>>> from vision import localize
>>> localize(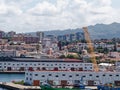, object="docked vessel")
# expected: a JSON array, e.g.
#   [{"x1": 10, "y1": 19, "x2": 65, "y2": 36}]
[
  {"x1": 40, "y1": 76, "x2": 86, "y2": 90},
  {"x1": 40, "y1": 83, "x2": 86, "y2": 90},
  {"x1": 97, "y1": 83, "x2": 120, "y2": 90},
  {"x1": 40, "y1": 84, "x2": 83, "y2": 90}
]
